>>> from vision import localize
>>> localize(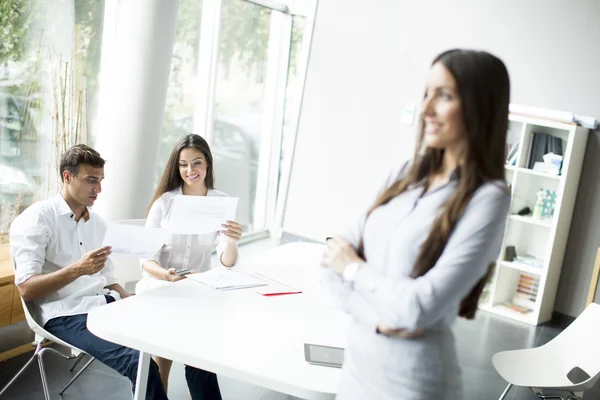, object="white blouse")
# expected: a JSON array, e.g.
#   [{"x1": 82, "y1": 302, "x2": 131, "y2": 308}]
[{"x1": 141, "y1": 187, "x2": 229, "y2": 277}]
